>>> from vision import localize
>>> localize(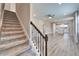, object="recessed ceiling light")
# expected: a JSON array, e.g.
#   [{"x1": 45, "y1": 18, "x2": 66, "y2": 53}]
[{"x1": 48, "y1": 16, "x2": 52, "y2": 19}]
